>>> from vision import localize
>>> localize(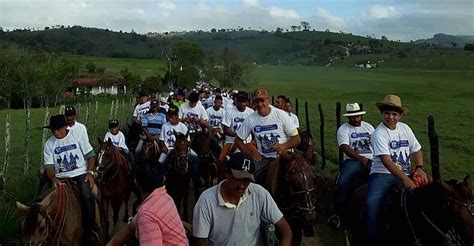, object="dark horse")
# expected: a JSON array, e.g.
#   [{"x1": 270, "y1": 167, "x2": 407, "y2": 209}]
[
  {"x1": 126, "y1": 121, "x2": 142, "y2": 154},
  {"x1": 166, "y1": 130, "x2": 193, "y2": 221},
  {"x1": 264, "y1": 152, "x2": 317, "y2": 246},
  {"x1": 191, "y1": 127, "x2": 218, "y2": 189},
  {"x1": 346, "y1": 174, "x2": 474, "y2": 245},
  {"x1": 17, "y1": 177, "x2": 105, "y2": 245},
  {"x1": 97, "y1": 139, "x2": 139, "y2": 235}
]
